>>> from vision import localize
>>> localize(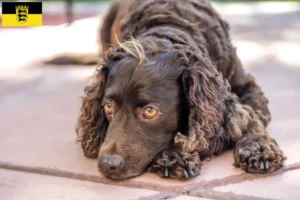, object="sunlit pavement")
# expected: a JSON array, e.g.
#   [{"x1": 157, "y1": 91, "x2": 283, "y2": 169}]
[{"x1": 0, "y1": 2, "x2": 300, "y2": 200}]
